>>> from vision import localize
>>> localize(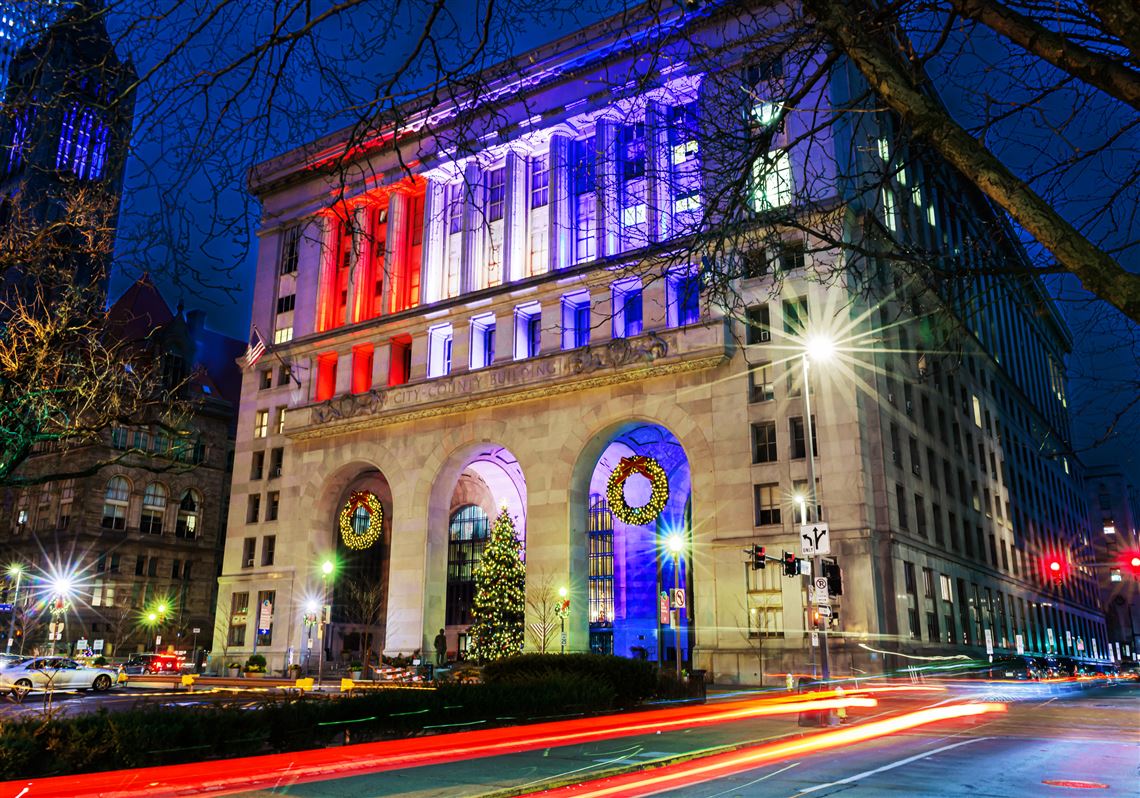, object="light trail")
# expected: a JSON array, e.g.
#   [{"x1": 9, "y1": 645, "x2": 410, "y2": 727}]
[
  {"x1": 0, "y1": 692, "x2": 878, "y2": 798},
  {"x1": 515, "y1": 702, "x2": 1008, "y2": 798}
]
